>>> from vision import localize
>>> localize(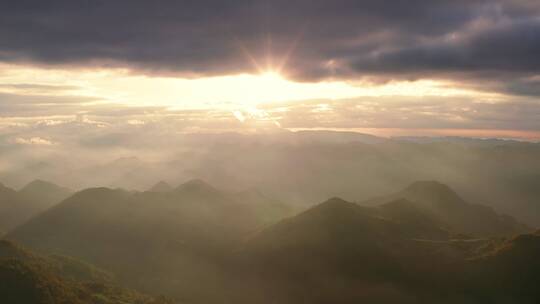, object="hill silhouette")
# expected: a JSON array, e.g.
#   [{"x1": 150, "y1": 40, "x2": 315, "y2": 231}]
[
  {"x1": 175, "y1": 178, "x2": 218, "y2": 193},
  {"x1": 147, "y1": 181, "x2": 173, "y2": 192},
  {"x1": 0, "y1": 180, "x2": 71, "y2": 234},
  {"x1": 18, "y1": 179, "x2": 72, "y2": 208},
  {"x1": 363, "y1": 181, "x2": 529, "y2": 237},
  {"x1": 7, "y1": 179, "x2": 290, "y2": 303},
  {"x1": 0, "y1": 183, "x2": 28, "y2": 233},
  {"x1": 236, "y1": 196, "x2": 539, "y2": 303},
  {"x1": 5, "y1": 179, "x2": 538, "y2": 303},
  {"x1": 235, "y1": 197, "x2": 472, "y2": 303}
]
